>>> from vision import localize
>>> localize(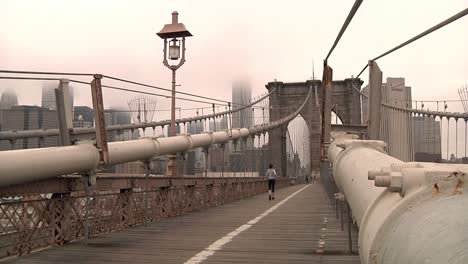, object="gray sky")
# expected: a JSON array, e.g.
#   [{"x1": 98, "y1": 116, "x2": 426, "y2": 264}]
[{"x1": 1, "y1": 0, "x2": 467, "y2": 116}]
